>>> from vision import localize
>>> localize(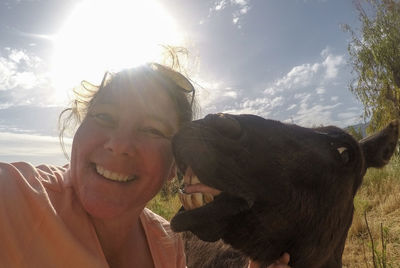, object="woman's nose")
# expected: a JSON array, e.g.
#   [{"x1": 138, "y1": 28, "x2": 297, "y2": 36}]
[{"x1": 104, "y1": 129, "x2": 137, "y2": 157}]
